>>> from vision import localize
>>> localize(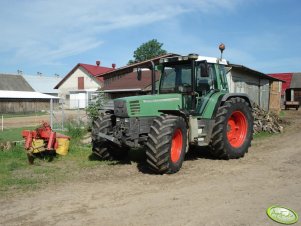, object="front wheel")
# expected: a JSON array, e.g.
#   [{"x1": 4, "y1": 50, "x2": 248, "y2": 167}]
[
  {"x1": 210, "y1": 97, "x2": 253, "y2": 159},
  {"x1": 145, "y1": 115, "x2": 188, "y2": 174},
  {"x1": 91, "y1": 113, "x2": 128, "y2": 160}
]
